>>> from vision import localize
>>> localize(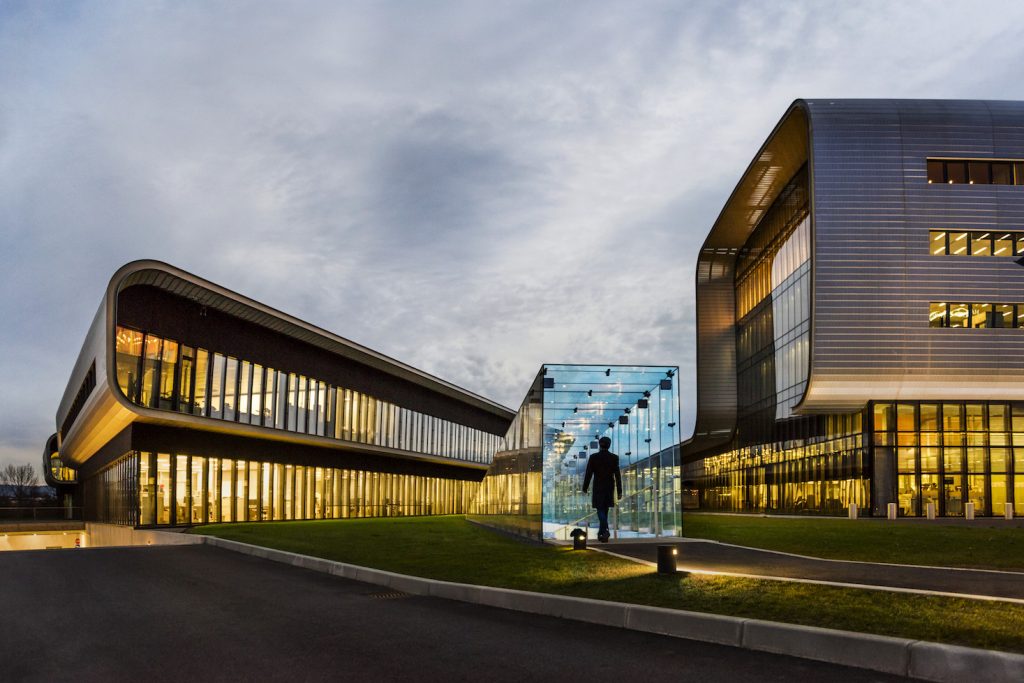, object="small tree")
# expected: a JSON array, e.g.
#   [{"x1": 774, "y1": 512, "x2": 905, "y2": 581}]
[{"x1": 0, "y1": 463, "x2": 38, "y2": 502}]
